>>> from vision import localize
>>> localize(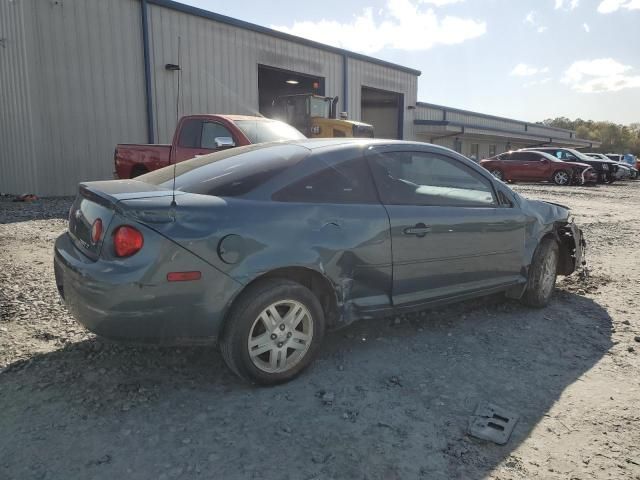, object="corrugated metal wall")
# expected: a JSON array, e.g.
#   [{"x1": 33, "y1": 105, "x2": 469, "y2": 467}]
[
  {"x1": 26, "y1": 0, "x2": 148, "y2": 196},
  {"x1": 147, "y1": 4, "x2": 345, "y2": 143},
  {"x1": 347, "y1": 58, "x2": 418, "y2": 140},
  {"x1": 2, "y1": 0, "x2": 418, "y2": 195},
  {"x1": 0, "y1": 0, "x2": 37, "y2": 195}
]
